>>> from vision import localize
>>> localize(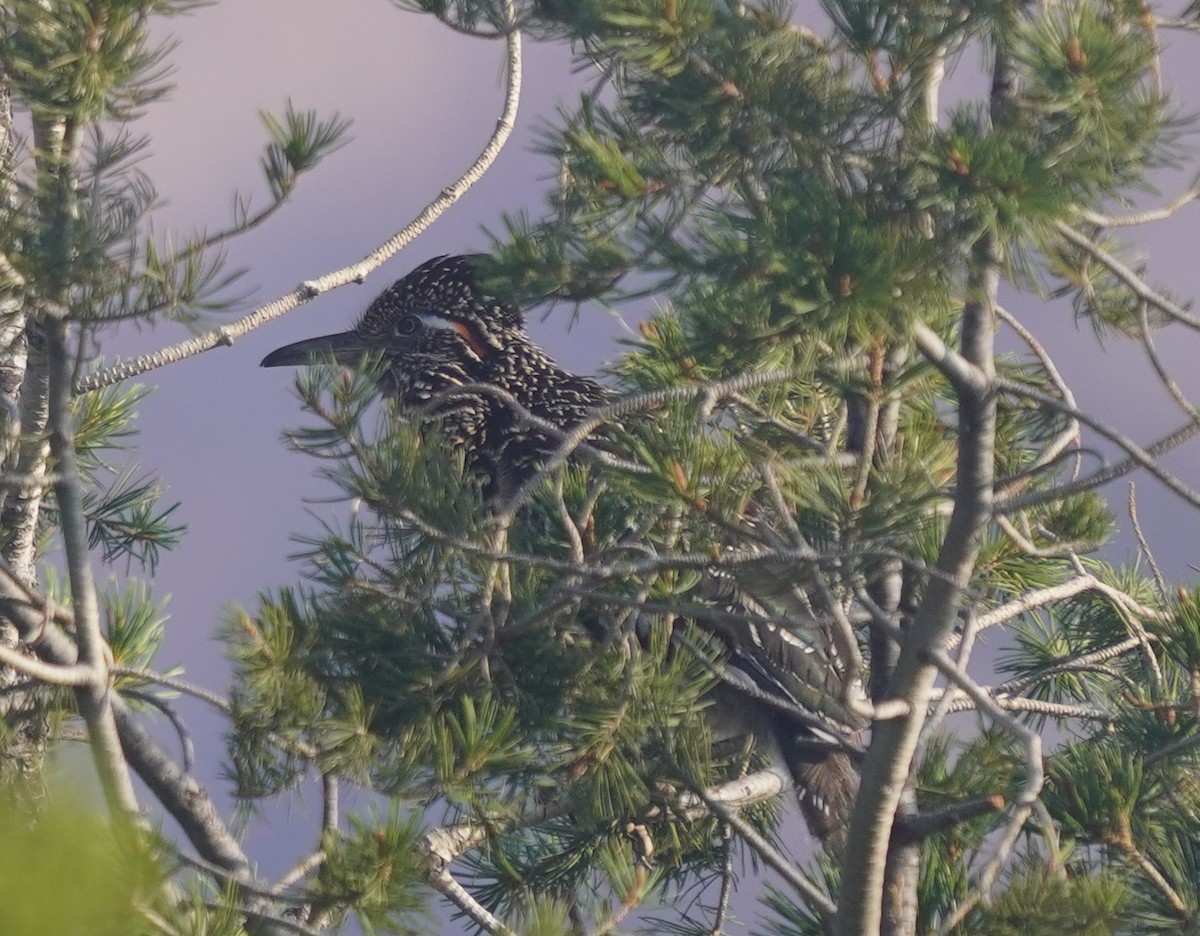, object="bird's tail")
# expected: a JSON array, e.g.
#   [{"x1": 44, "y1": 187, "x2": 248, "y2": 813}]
[{"x1": 695, "y1": 570, "x2": 865, "y2": 847}]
